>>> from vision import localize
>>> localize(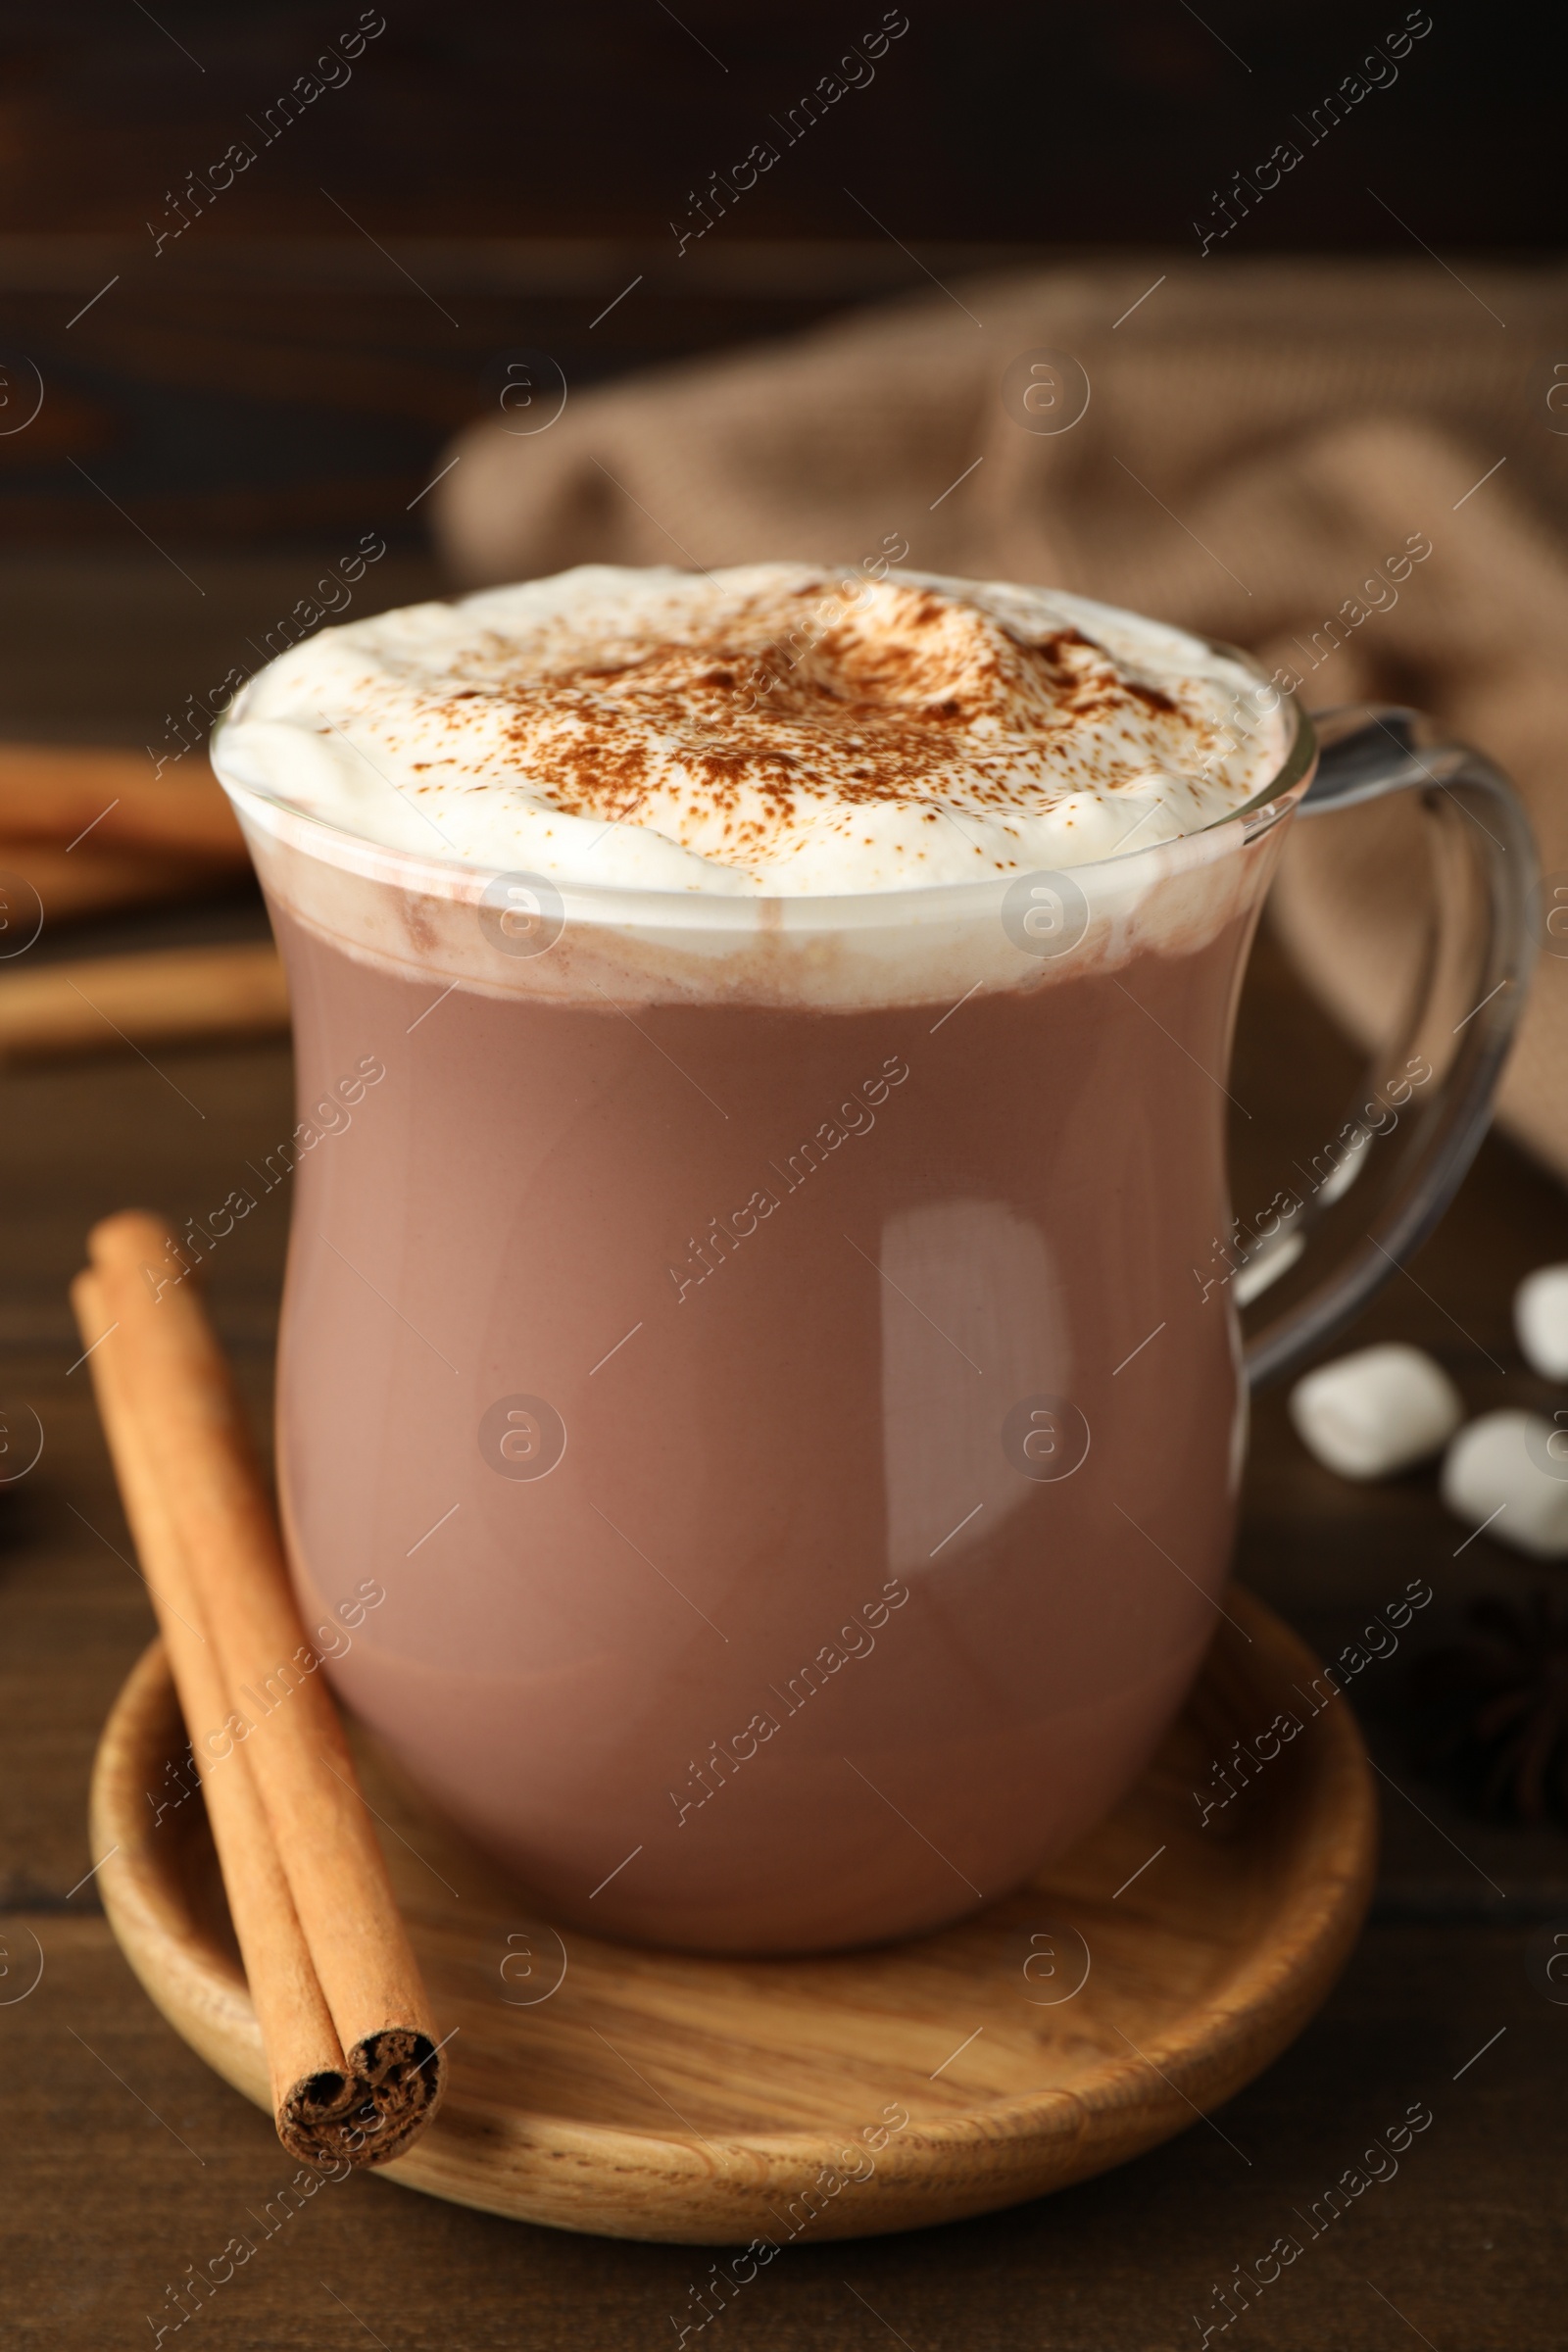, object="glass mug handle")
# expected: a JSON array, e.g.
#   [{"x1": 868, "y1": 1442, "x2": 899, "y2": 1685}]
[{"x1": 1241, "y1": 703, "x2": 1539, "y2": 1390}]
